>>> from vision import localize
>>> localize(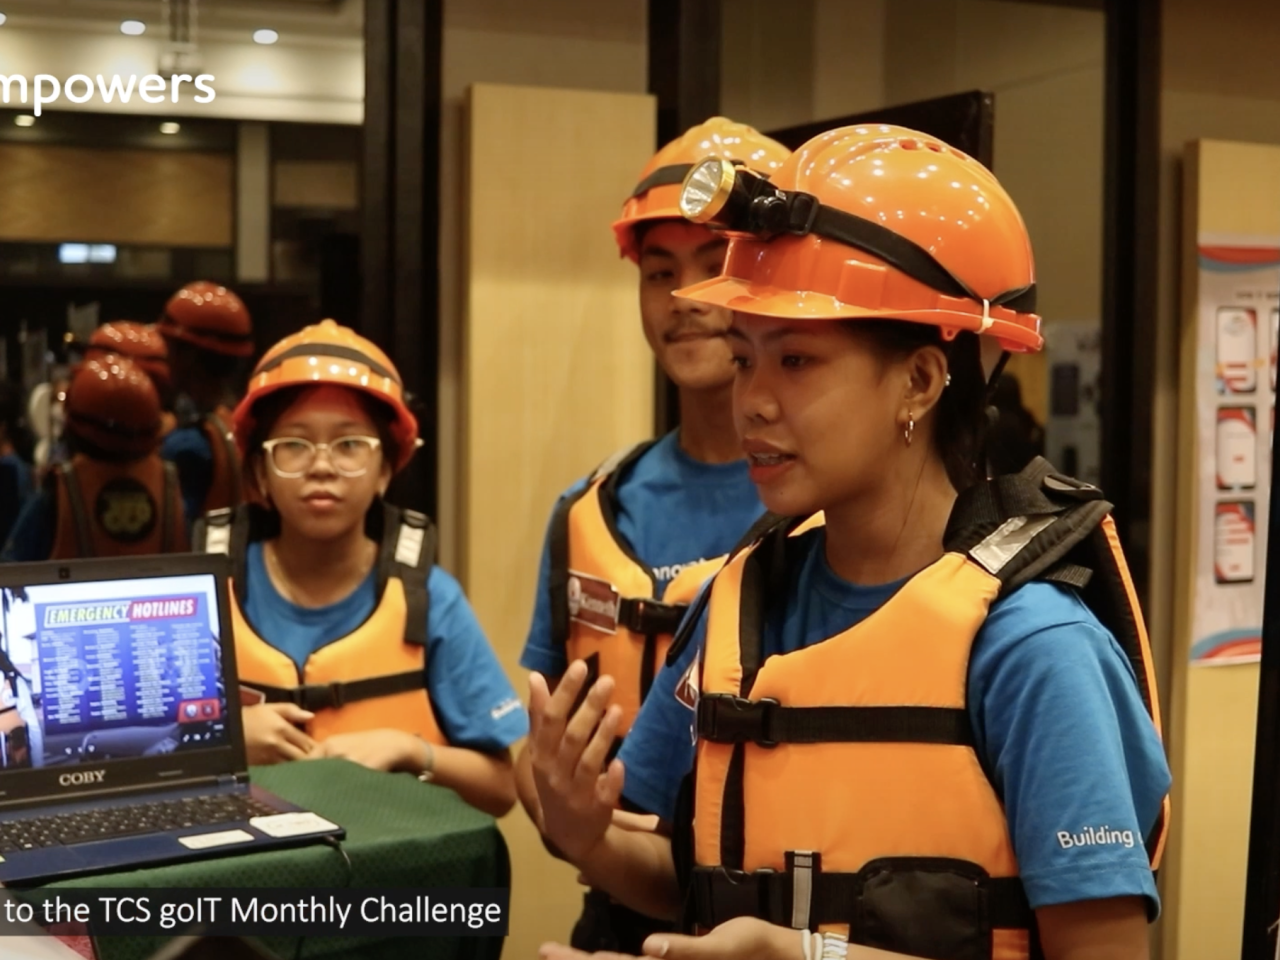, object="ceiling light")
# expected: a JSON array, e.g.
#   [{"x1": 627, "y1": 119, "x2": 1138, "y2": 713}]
[
  {"x1": 14, "y1": 115, "x2": 34, "y2": 127},
  {"x1": 0, "y1": 14, "x2": 7, "y2": 27},
  {"x1": 160, "y1": 122, "x2": 180, "y2": 135},
  {"x1": 120, "y1": 20, "x2": 146, "y2": 36},
  {"x1": 253, "y1": 28, "x2": 279, "y2": 45}
]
